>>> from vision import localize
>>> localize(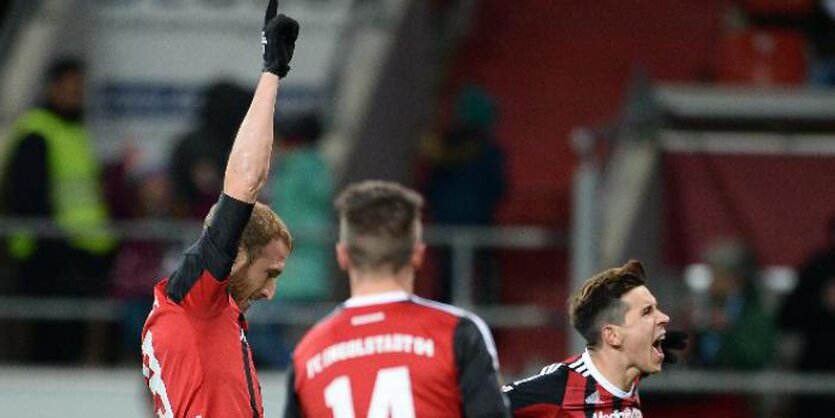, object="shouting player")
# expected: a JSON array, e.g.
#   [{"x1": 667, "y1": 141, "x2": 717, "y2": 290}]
[
  {"x1": 503, "y1": 260, "x2": 686, "y2": 417},
  {"x1": 140, "y1": 1, "x2": 298, "y2": 417},
  {"x1": 284, "y1": 180, "x2": 509, "y2": 417}
]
